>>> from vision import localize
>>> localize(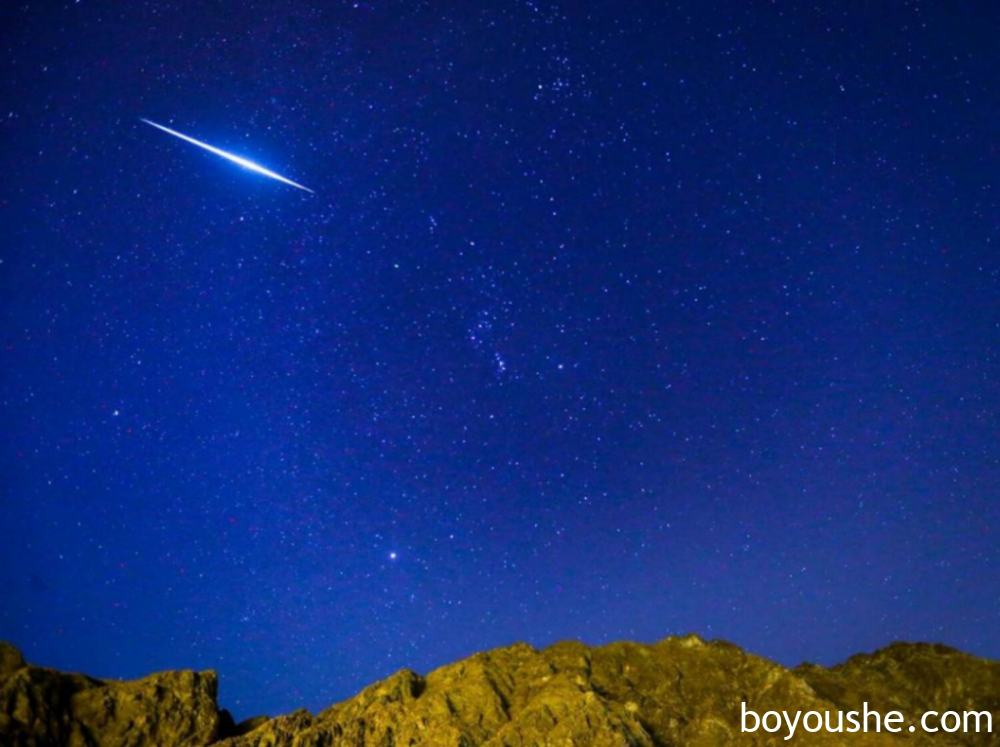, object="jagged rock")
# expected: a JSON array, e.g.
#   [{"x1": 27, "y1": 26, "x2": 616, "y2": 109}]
[
  {"x1": 796, "y1": 642, "x2": 1000, "y2": 746},
  {"x1": 1, "y1": 637, "x2": 997, "y2": 746},
  {"x1": 0, "y1": 642, "x2": 26, "y2": 676},
  {"x1": 0, "y1": 643, "x2": 225, "y2": 746},
  {"x1": 217, "y1": 637, "x2": 1000, "y2": 747},
  {"x1": 231, "y1": 714, "x2": 272, "y2": 736},
  {"x1": 220, "y1": 709, "x2": 313, "y2": 747}
]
